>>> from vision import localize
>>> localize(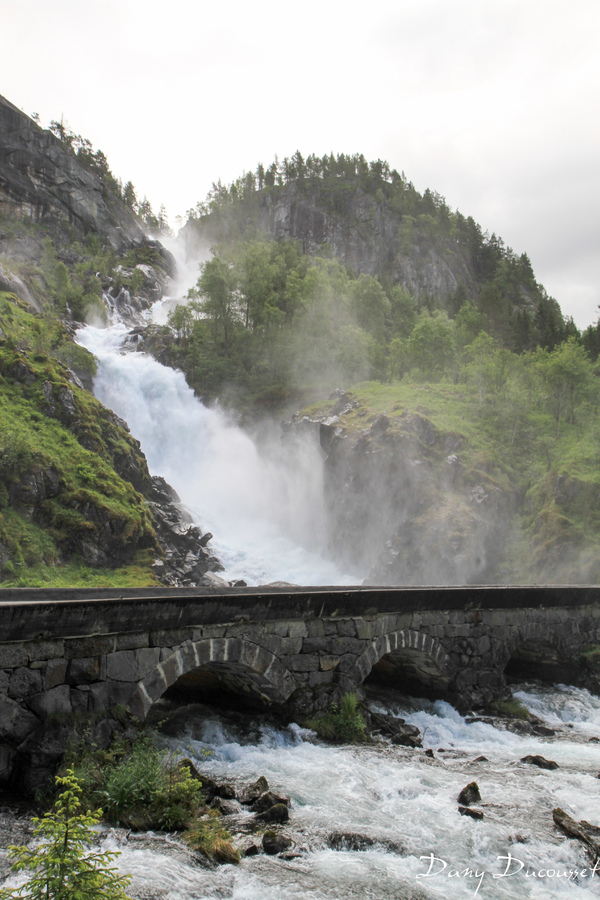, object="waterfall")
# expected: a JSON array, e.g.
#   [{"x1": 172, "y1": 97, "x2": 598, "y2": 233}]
[{"x1": 77, "y1": 319, "x2": 360, "y2": 586}]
